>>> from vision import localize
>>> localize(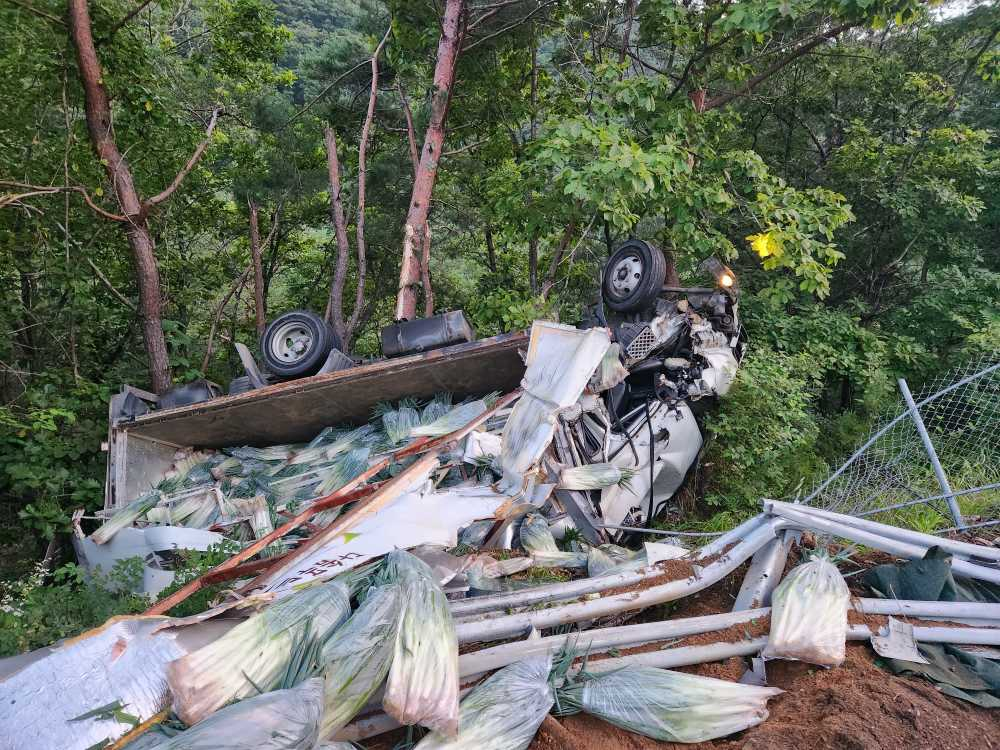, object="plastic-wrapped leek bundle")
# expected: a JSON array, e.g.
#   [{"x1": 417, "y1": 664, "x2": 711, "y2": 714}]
[
  {"x1": 411, "y1": 399, "x2": 488, "y2": 438},
  {"x1": 761, "y1": 553, "x2": 850, "y2": 666},
  {"x1": 92, "y1": 492, "x2": 161, "y2": 543},
  {"x1": 555, "y1": 666, "x2": 781, "y2": 743},
  {"x1": 589, "y1": 343, "x2": 629, "y2": 392},
  {"x1": 167, "y1": 581, "x2": 351, "y2": 725},
  {"x1": 320, "y1": 584, "x2": 402, "y2": 737},
  {"x1": 559, "y1": 463, "x2": 636, "y2": 491},
  {"x1": 155, "y1": 677, "x2": 324, "y2": 750},
  {"x1": 378, "y1": 401, "x2": 421, "y2": 445},
  {"x1": 379, "y1": 551, "x2": 459, "y2": 735},
  {"x1": 414, "y1": 655, "x2": 554, "y2": 750},
  {"x1": 520, "y1": 514, "x2": 587, "y2": 569},
  {"x1": 586, "y1": 544, "x2": 645, "y2": 577}
]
